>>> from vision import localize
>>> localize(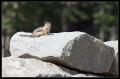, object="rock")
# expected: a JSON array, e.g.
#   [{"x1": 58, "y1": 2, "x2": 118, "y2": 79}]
[
  {"x1": 10, "y1": 32, "x2": 114, "y2": 73},
  {"x1": 104, "y1": 40, "x2": 118, "y2": 56},
  {"x1": 104, "y1": 40, "x2": 118, "y2": 76},
  {"x1": 71, "y1": 74, "x2": 100, "y2": 77},
  {"x1": 2, "y1": 56, "x2": 102, "y2": 77},
  {"x1": 2, "y1": 56, "x2": 101, "y2": 77},
  {"x1": 2, "y1": 56, "x2": 71, "y2": 77},
  {"x1": 71, "y1": 74, "x2": 87, "y2": 77},
  {"x1": 58, "y1": 65, "x2": 79, "y2": 75},
  {"x1": 57, "y1": 64, "x2": 103, "y2": 77}
]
